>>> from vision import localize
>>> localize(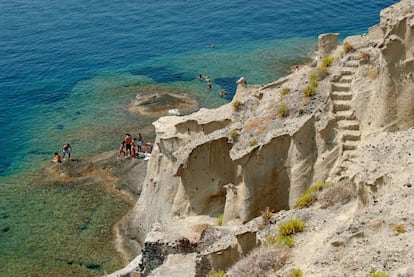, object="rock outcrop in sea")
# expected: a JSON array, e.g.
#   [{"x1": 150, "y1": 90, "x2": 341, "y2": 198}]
[{"x1": 109, "y1": 1, "x2": 414, "y2": 276}]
